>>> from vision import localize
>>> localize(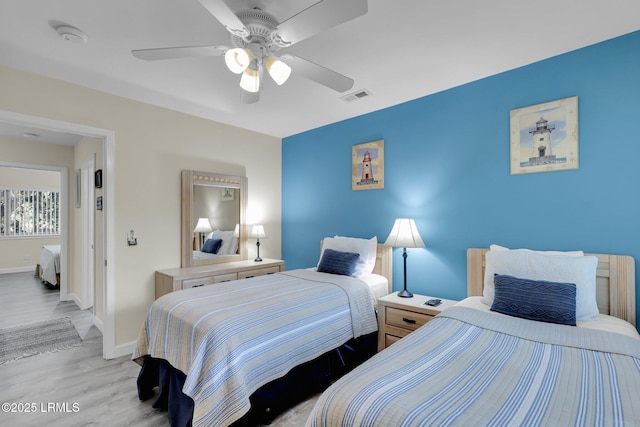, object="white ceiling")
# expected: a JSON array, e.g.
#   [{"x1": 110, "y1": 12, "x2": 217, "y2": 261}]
[{"x1": 1, "y1": 0, "x2": 639, "y2": 140}]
